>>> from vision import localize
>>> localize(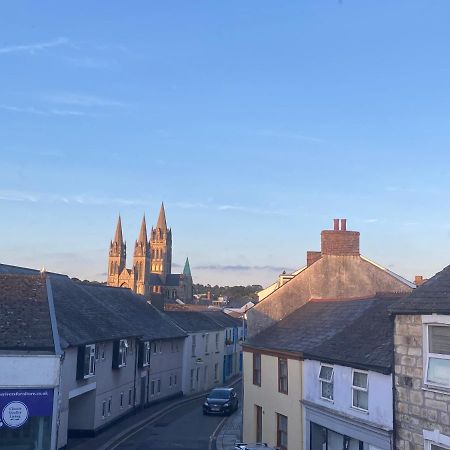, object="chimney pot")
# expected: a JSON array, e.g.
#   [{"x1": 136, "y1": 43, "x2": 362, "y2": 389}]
[
  {"x1": 333, "y1": 219, "x2": 339, "y2": 231},
  {"x1": 341, "y1": 219, "x2": 347, "y2": 231}
]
